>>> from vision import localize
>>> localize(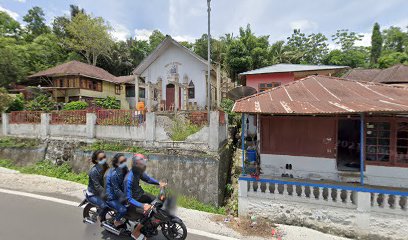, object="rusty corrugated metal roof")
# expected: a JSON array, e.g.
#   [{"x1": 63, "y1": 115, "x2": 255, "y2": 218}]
[
  {"x1": 343, "y1": 64, "x2": 408, "y2": 84},
  {"x1": 343, "y1": 68, "x2": 382, "y2": 81},
  {"x1": 233, "y1": 75, "x2": 408, "y2": 115}
]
